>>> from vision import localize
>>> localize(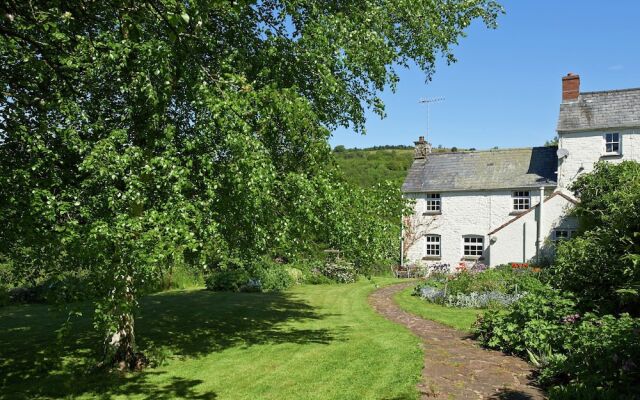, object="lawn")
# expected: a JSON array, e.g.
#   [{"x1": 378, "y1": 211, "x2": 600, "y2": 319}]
[
  {"x1": 393, "y1": 285, "x2": 482, "y2": 332},
  {"x1": 0, "y1": 278, "x2": 422, "y2": 400}
]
